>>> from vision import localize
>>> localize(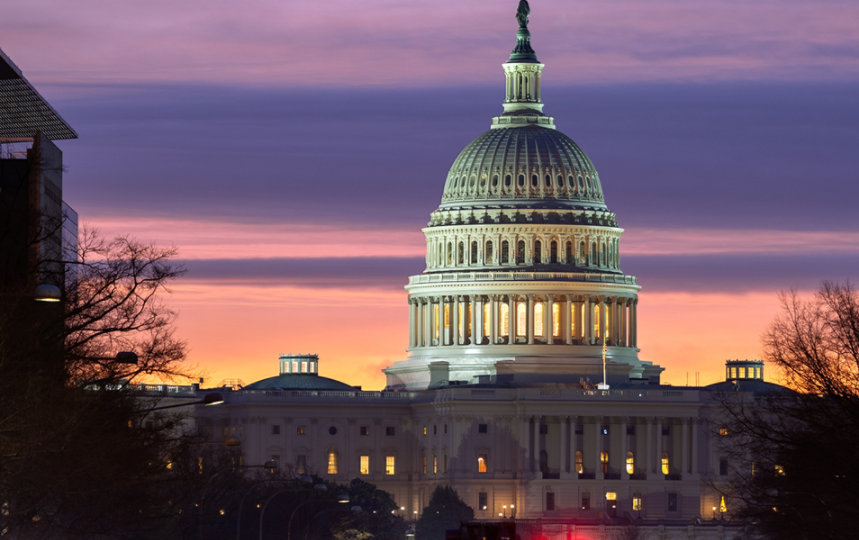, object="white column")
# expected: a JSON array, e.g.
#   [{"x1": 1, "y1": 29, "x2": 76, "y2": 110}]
[
  {"x1": 682, "y1": 418, "x2": 690, "y2": 476},
  {"x1": 545, "y1": 294, "x2": 553, "y2": 344},
  {"x1": 584, "y1": 298, "x2": 593, "y2": 345},
  {"x1": 560, "y1": 417, "x2": 569, "y2": 474},
  {"x1": 563, "y1": 295, "x2": 572, "y2": 345},
  {"x1": 471, "y1": 295, "x2": 481, "y2": 345},
  {"x1": 691, "y1": 418, "x2": 699, "y2": 476},
  {"x1": 490, "y1": 295, "x2": 498, "y2": 345},
  {"x1": 452, "y1": 295, "x2": 460, "y2": 345},
  {"x1": 526, "y1": 295, "x2": 535, "y2": 345},
  {"x1": 409, "y1": 298, "x2": 418, "y2": 347},
  {"x1": 631, "y1": 300, "x2": 638, "y2": 347},
  {"x1": 574, "y1": 298, "x2": 583, "y2": 343},
  {"x1": 507, "y1": 295, "x2": 515, "y2": 343}
]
